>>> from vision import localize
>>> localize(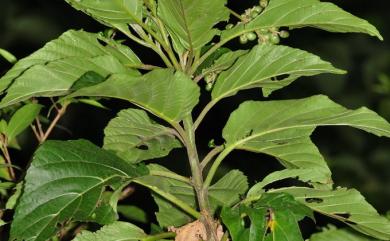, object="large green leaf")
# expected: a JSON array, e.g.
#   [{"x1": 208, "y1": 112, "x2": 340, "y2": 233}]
[
  {"x1": 68, "y1": 68, "x2": 200, "y2": 124},
  {"x1": 73, "y1": 221, "x2": 147, "y2": 241},
  {"x1": 103, "y1": 108, "x2": 181, "y2": 163},
  {"x1": 135, "y1": 164, "x2": 195, "y2": 227},
  {"x1": 136, "y1": 164, "x2": 247, "y2": 228},
  {"x1": 310, "y1": 226, "x2": 377, "y2": 241},
  {"x1": 0, "y1": 30, "x2": 140, "y2": 108},
  {"x1": 157, "y1": 0, "x2": 229, "y2": 53},
  {"x1": 10, "y1": 140, "x2": 148, "y2": 241},
  {"x1": 65, "y1": 0, "x2": 143, "y2": 26},
  {"x1": 211, "y1": 44, "x2": 345, "y2": 101},
  {"x1": 221, "y1": 0, "x2": 382, "y2": 42},
  {"x1": 5, "y1": 103, "x2": 42, "y2": 142},
  {"x1": 247, "y1": 168, "x2": 330, "y2": 199},
  {"x1": 223, "y1": 95, "x2": 390, "y2": 184},
  {"x1": 270, "y1": 187, "x2": 390, "y2": 240},
  {"x1": 221, "y1": 193, "x2": 312, "y2": 241}
]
